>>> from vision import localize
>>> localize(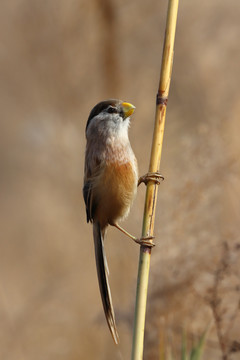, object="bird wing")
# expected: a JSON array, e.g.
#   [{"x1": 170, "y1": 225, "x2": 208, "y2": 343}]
[
  {"x1": 83, "y1": 180, "x2": 94, "y2": 223},
  {"x1": 83, "y1": 154, "x2": 101, "y2": 223}
]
